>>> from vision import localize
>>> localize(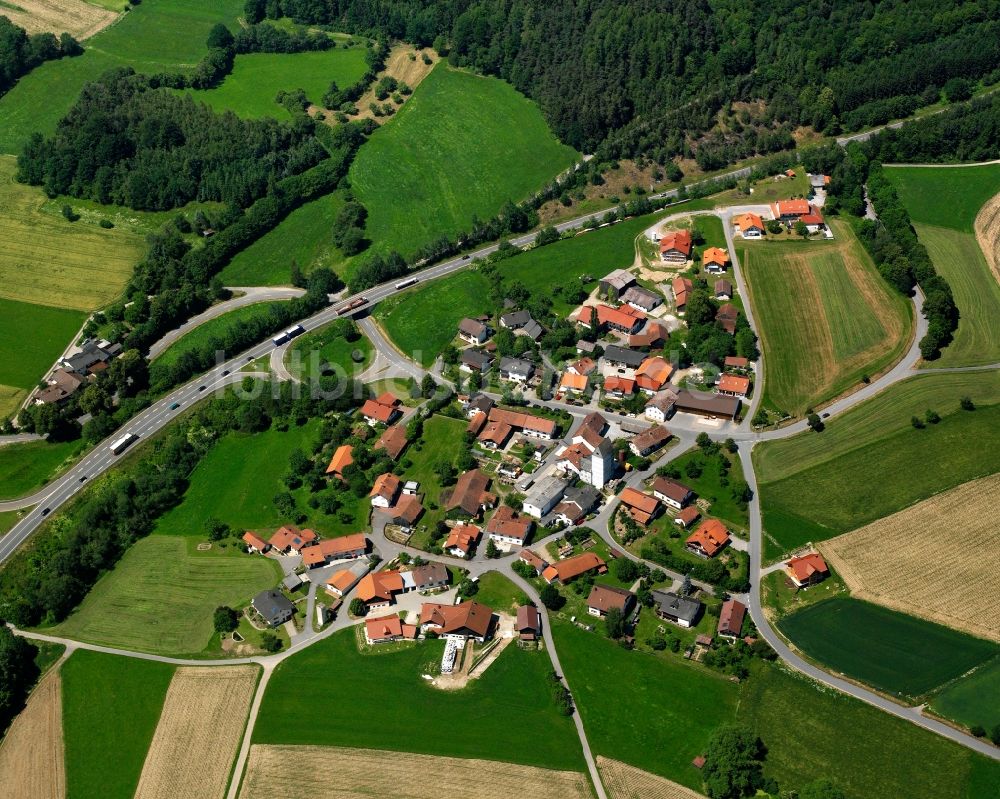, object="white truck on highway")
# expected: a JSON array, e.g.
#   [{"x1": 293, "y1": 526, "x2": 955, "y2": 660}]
[{"x1": 109, "y1": 432, "x2": 138, "y2": 455}]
